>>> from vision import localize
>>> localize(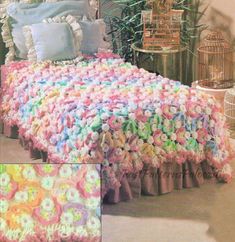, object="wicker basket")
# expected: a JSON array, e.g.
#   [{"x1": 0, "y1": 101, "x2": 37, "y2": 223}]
[{"x1": 224, "y1": 88, "x2": 235, "y2": 136}]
